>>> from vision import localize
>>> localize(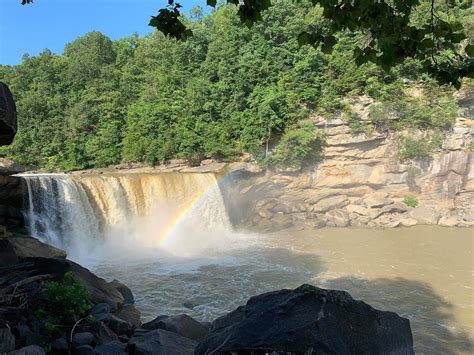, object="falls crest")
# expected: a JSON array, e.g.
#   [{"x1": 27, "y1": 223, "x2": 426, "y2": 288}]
[{"x1": 21, "y1": 173, "x2": 231, "y2": 260}]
